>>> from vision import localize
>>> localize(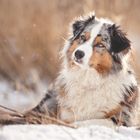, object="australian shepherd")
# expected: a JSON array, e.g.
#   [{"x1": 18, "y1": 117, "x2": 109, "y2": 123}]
[{"x1": 33, "y1": 13, "x2": 139, "y2": 127}]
